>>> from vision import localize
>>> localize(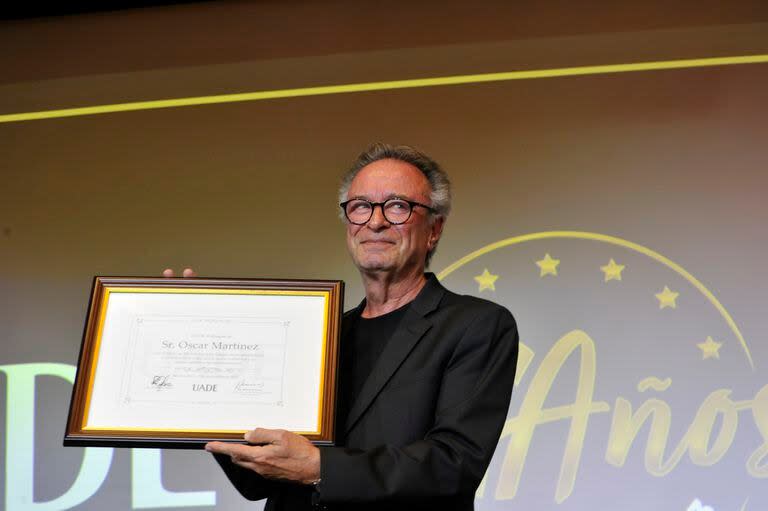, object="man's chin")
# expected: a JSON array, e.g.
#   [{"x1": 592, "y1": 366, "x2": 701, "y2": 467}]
[
  {"x1": 353, "y1": 254, "x2": 397, "y2": 273},
  {"x1": 357, "y1": 261, "x2": 394, "y2": 272}
]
